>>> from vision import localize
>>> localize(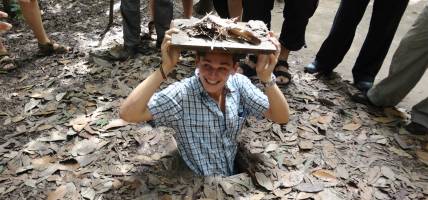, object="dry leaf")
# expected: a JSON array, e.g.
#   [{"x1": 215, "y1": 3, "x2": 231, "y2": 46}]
[
  {"x1": 380, "y1": 166, "x2": 395, "y2": 180},
  {"x1": 81, "y1": 187, "x2": 96, "y2": 200},
  {"x1": 295, "y1": 183, "x2": 324, "y2": 193},
  {"x1": 102, "y1": 118, "x2": 129, "y2": 131},
  {"x1": 318, "y1": 114, "x2": 332, "y2": 124},
  {"x1": 56, "y1": 92, "x2": 67, "y2": 101},
  {"x1": 255, "y1": 172, "x2": 273, "y2": 191},
  {"x1": 30, "y1": 89, "x2": 54, "y2": 100},
  {"x1": 315, "y1": 188, "x2": 342, "y2": 200},
  {"x1": 273, "y1": 188, "x2": 292, "y2": 197},
  {"x1": 38, "y1": 131, "x2": 67, "y2": 142},
  {"x1": 32, "y1": 156, "x2": 56, "y2": 169},
  {"x1": 335, "y1": 165, "x2": 349, "y2": 179},
  {"x1": 71, "y1": 138, "x2": 100, "y2": 156},
  {"x1": 47, "y1": 185, "x2": 67, "y2": 200},
  {"x1": 416, "y1": 150, "x2": 428, "y2": 166},
  {"x1": 322, "y1": 141, "x2": 337, "y2": 168},
  {"x1": 312, "y1": 169, "x2": 338, "y2": 183},
  {"x1": 388, "y1": 146, "x2": 412, "y2": 158},
  {"x1": 264, "y1": 143, "x2": 278, "y2": 152},
  {"x1": 277, "y1": 170, "x2": 304, "y2": 187},
  {"x1": 342, "y1": 122, "x2": 361, "y2": 131},
  {"x1": 299, "y1": 140, "x2": 313, "y2": 150},
  {"x1": 367, "y1": 166, "x2": 381, "y2": 185},
  {"x1": 219, "y1": 181, "x2": 234, "y2": 196},
  {"x1": 69, "y1": 115, "x2": 91, "y2": 132},
  {"x1": 370, "y1": 135, "x2": 388, "y2": 145},
  {"x1": 296, "y1": 192, "x2": 314, "y2": 199},
  {"x1": 372, "y1": 117, "x2": 396, "y2": 124},
  {"x1": 24, "y1": 98, "x2": 41, "y2": 113},
  {"x1": 298, "y1": 130, "x2": 324, "y2": 141}
]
